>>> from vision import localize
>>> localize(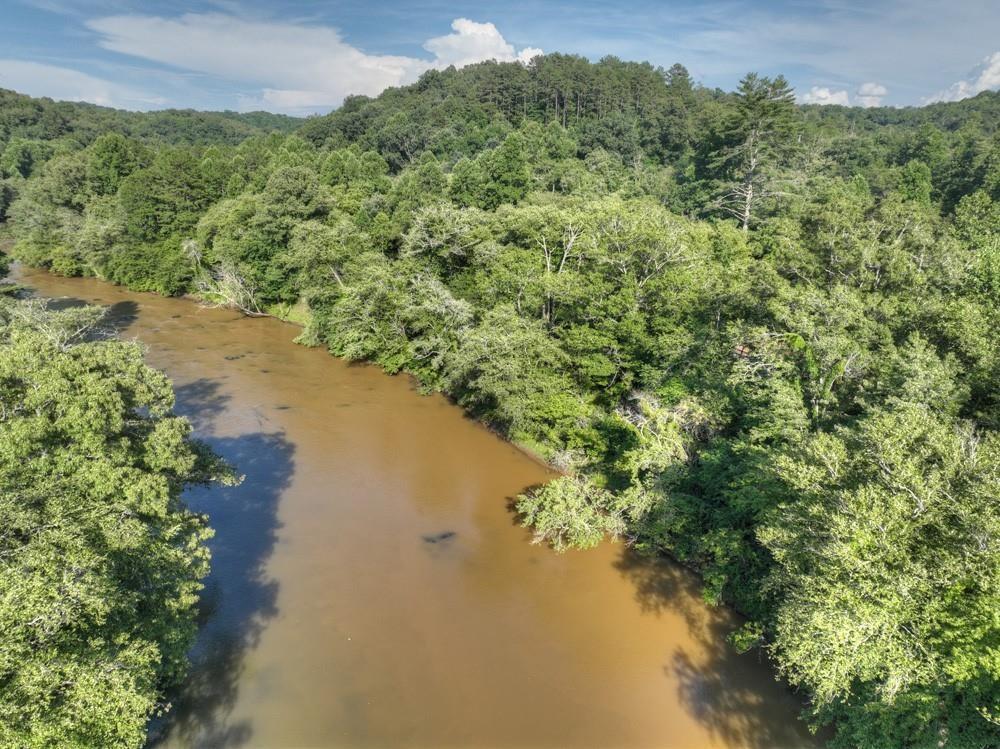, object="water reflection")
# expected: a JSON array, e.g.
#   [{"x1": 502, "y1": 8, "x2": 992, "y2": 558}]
[
  {"x1": 103, "y1": 300, "x2": 141, "y2": 331},
  {"x1": 149, "y1": 377, "x2": 294, "y2": 747},
  {"x1": 616, "y1": 550, "x2": 814, "y2": 748},
  {"x1": 172, "y1": 378, "x2": 232, "y2": 434}
]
